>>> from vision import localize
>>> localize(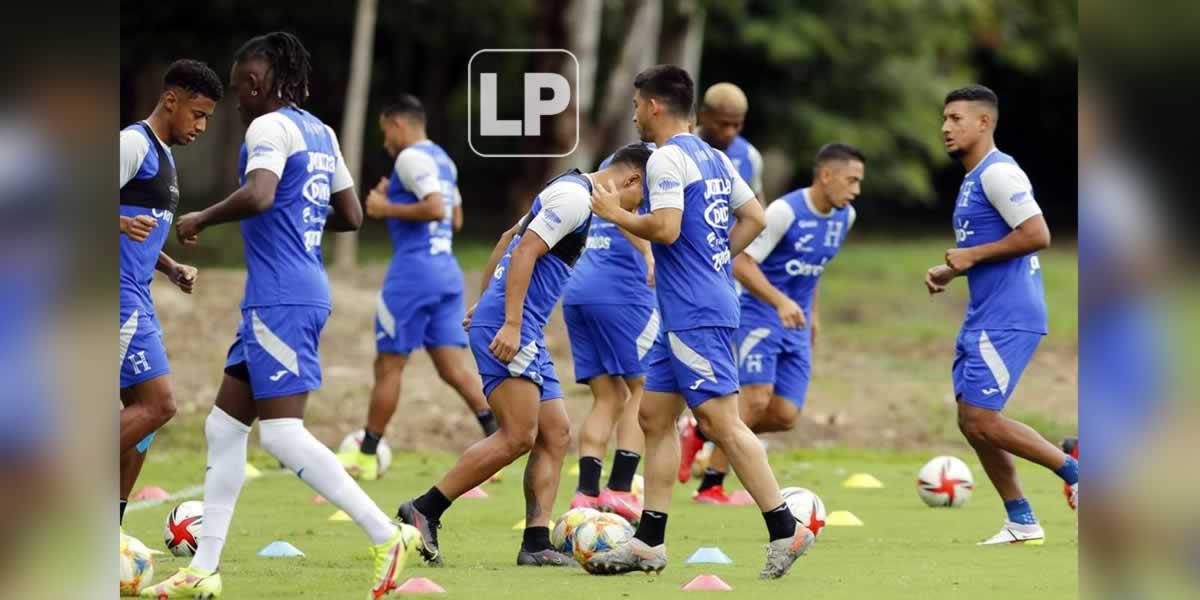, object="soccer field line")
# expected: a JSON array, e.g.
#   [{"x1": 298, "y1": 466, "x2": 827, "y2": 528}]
[{"x1": 127, "y1": 469, "x2": 289, "y2": 513}]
